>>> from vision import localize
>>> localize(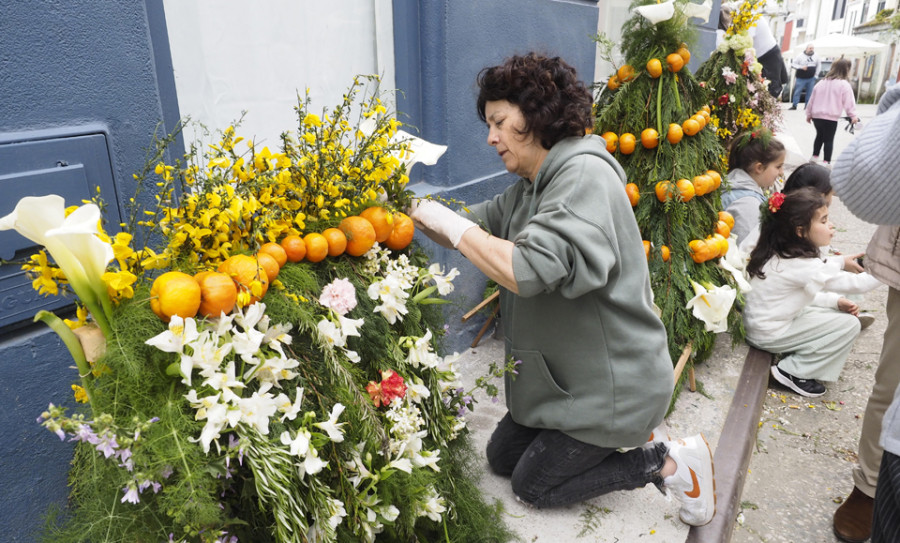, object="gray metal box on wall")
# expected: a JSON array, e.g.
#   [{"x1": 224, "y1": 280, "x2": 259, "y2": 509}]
[{"x1": 0, "y1": 131, "x2": 120, "y2": 329}]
